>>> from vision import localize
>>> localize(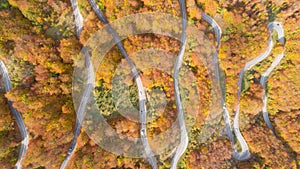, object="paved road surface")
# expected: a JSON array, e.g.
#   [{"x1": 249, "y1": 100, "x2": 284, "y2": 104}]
[
  {"x1": 62, "y1": 1, "x2": 286, "y2": 168},
  {"x1": 62, "y1": 0, "x2": 158, "y2": 168},
  {"x1": 0, "y1": 60, "x2": 29, "y2": 169},
  {"x1": 235, "y1": 22, "x2": 285, "y2": 140},
  {"x1": 260, "y1": 22, "x2": 285, "y2": 137},
  {"x1": 170, "y1": 0, "x2": 188, "y2": 169},
  {"x1": 60, "y1": 0, "x2": 95, "y2": 168},
  {"x1": 88, "y1": 0, "x2": 158, "y2": 168}
]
